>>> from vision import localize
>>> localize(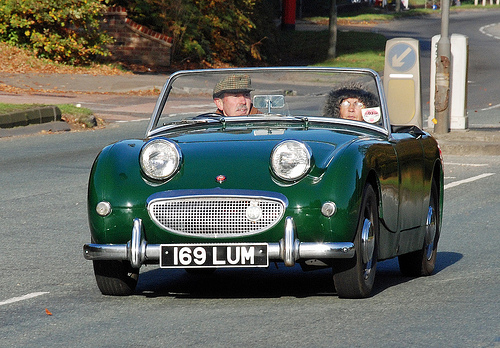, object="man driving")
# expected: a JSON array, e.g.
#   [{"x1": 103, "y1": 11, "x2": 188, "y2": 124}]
[{"x1": 213, "y1": 74, "x2": 260, "y2": 116}]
